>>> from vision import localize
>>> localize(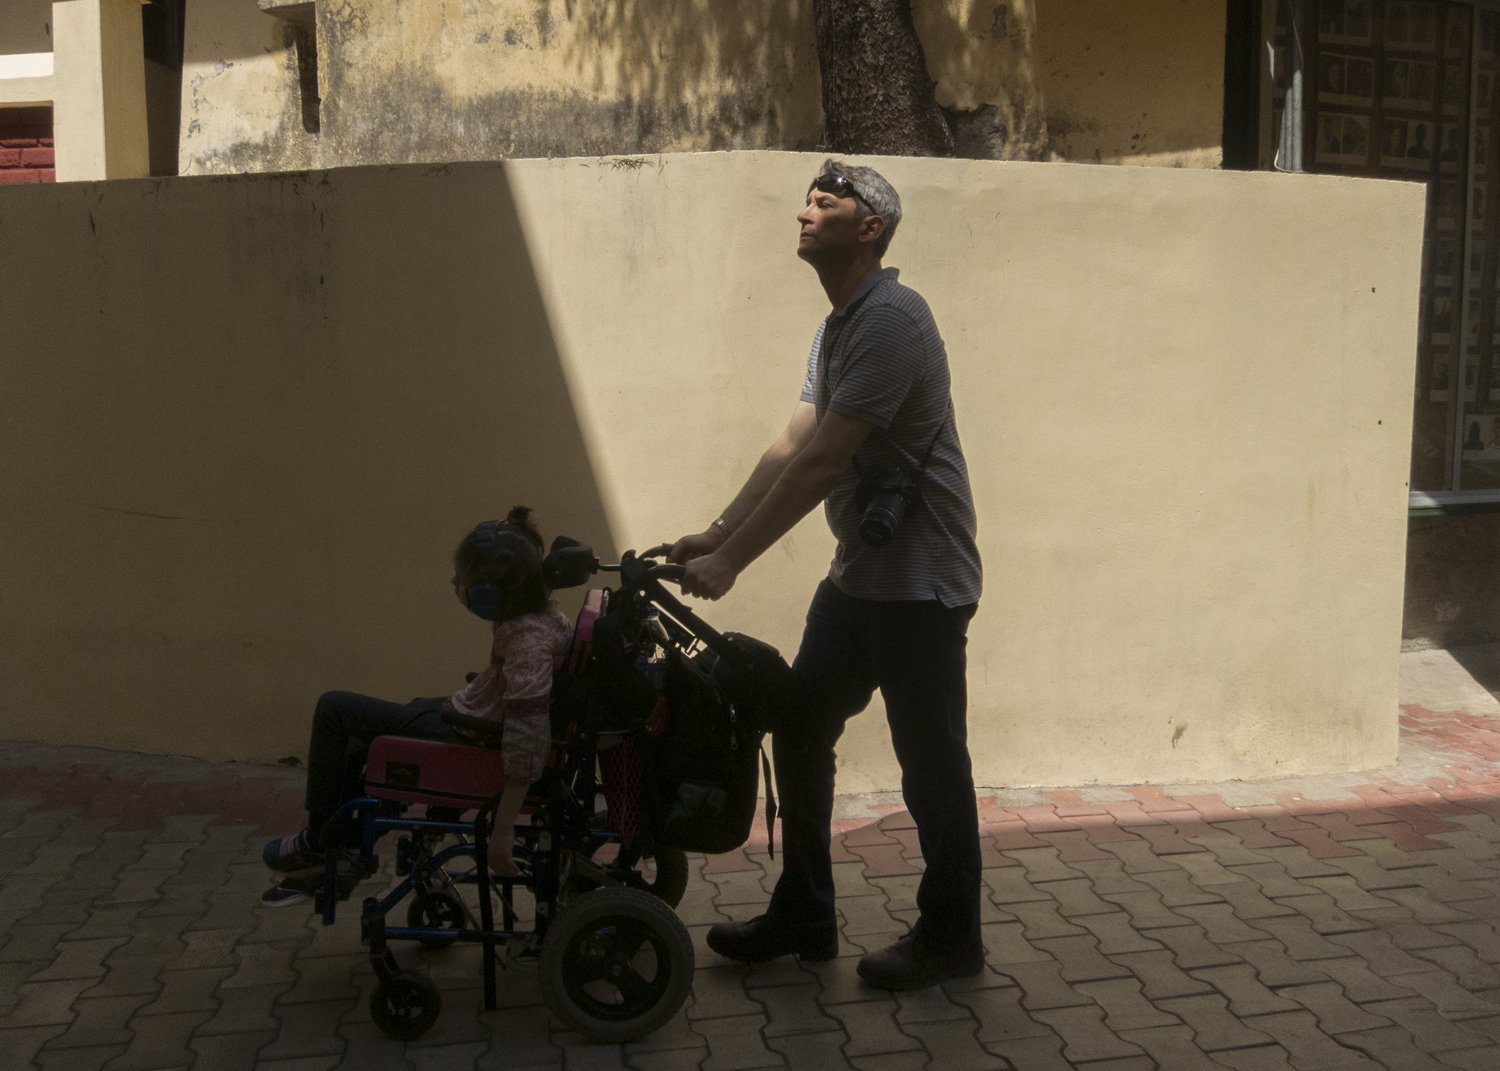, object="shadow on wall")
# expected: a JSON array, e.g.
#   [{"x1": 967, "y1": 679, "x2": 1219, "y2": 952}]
[{"x1": 0, "y1": 163, "x2": 615, "y2": 762}]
